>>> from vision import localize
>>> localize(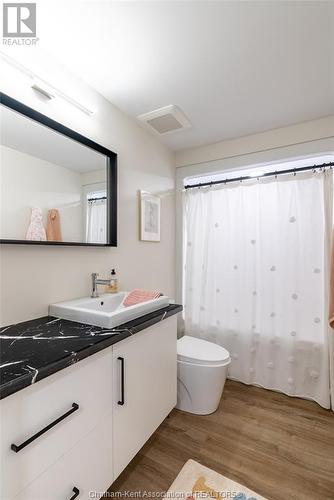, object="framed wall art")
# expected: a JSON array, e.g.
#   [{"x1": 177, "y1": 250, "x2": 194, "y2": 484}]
[{"x1": 139, "y1": 191, "x2": 161, "y2": 242}]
